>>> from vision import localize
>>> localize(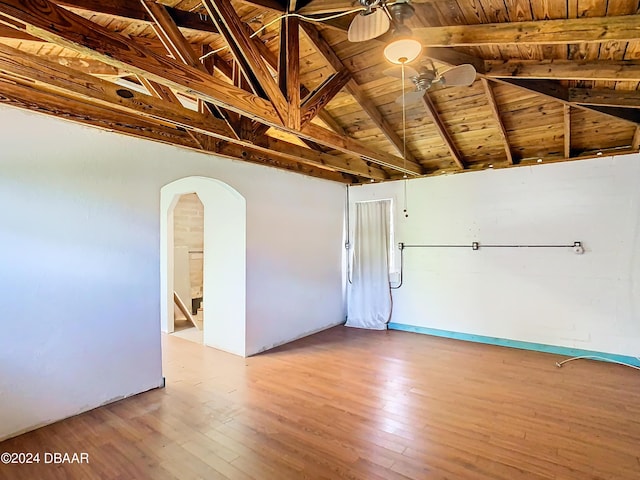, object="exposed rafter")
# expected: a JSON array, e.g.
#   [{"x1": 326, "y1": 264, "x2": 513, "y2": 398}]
[
  {"x1": 421, "y1": 93, "x2": 465, "y2": 170},
  {"x1": 481, "y1": 78, "x2": 513, "y2": 165},
  {"x1": 564, "y1": 105, "x2": 571, "y2": 159},
  {"x1": 633, "y1": 127, "x2": 640, "y2": 152},
  {"x1": 568, "y1": 88, "x2": 640, "y2": 108},
  {"x1": 300, "y1": 69, "x2": 350, "y2": 128},
  {"x1": 485, "y1": 59, "x2": 640, "y2": 82}
]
